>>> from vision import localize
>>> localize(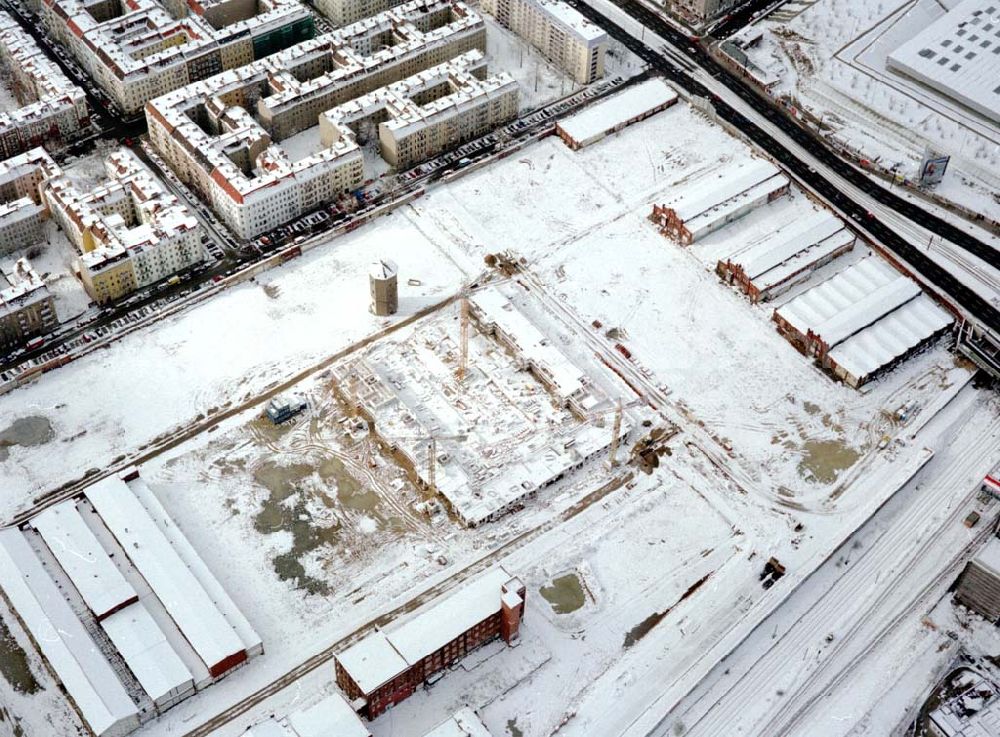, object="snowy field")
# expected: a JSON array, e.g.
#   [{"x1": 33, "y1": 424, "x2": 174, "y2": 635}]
[
  {"x1": 741, "y1": 0, "x2": 1000, "y2": 220},
  {"x1": 0, "y1": 94, "x2": 981, "y2": 737}
]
